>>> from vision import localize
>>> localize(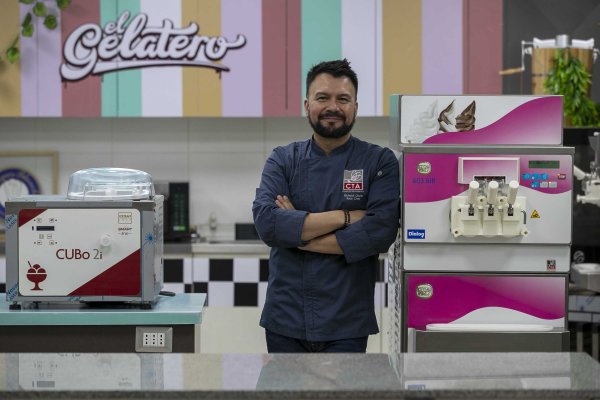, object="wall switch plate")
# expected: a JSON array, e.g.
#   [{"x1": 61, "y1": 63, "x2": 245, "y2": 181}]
[{"x1": 135, "y1": 326, "x2": 173, "y2": 352}]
